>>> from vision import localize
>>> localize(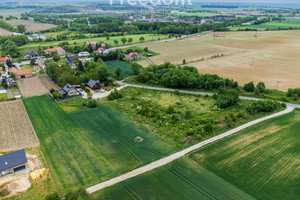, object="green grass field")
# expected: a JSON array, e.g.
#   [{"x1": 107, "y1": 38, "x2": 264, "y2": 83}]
[
  {"x1": 231, "y1": 17, "x2": 300, "y2": 31},
  {"x1": 0, "y1": 93, "x2": 7, "y2": 101},
  {"x1": 105, "y1": 61, "x2": 132, "y2": 78},
  {"x1": 93, "y1": 157, "x2": 255, "y2": 200},
  {"x1": 23, "y1": 95, "x2": 176, "y2": 191},
  {"x1": 190, "y1": 109, "x2": 300, "y2": 200},
  {"x1": 18, "y1": 34, "x2": 168, "y2": 55}
]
